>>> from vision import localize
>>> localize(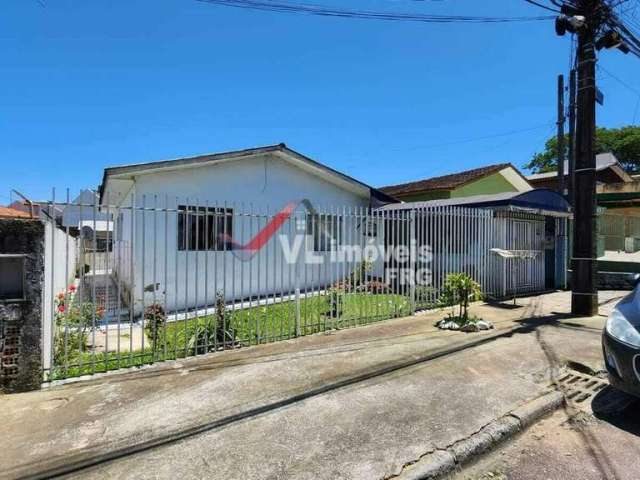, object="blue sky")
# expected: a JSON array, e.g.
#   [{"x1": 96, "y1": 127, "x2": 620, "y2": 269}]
[{"x1": 1, "y1": 0, "x2": 639, "y2": 203}]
